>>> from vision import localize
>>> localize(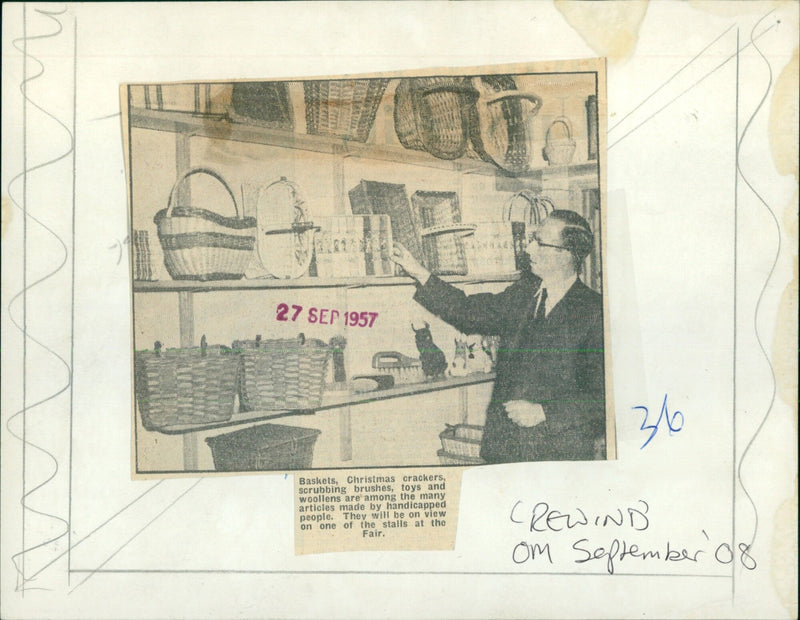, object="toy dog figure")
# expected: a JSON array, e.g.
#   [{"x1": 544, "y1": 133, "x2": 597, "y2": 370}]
[{"x1": 412, "y1": 322, "x2": 448, "y2": 380}]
